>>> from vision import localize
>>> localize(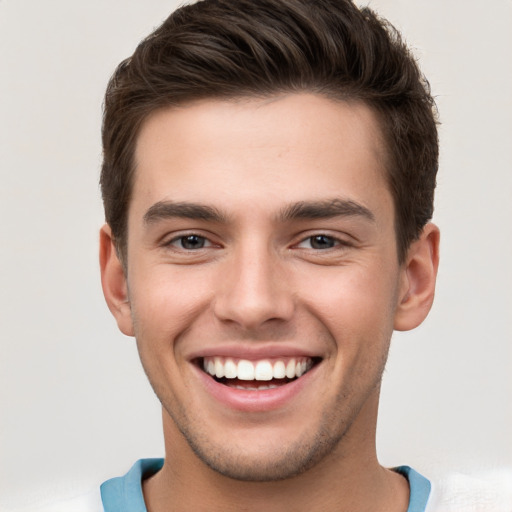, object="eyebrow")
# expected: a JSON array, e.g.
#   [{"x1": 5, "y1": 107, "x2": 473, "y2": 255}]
[
  {"x1": 143, "y1": 197, "x2": 375, "y2": 226},
  {"x1": 278, "y1": 198, "x2": 375, "y2": 222},
  {"x1": 143, "y1": 201, "x2": 226, "y2": 224}
]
